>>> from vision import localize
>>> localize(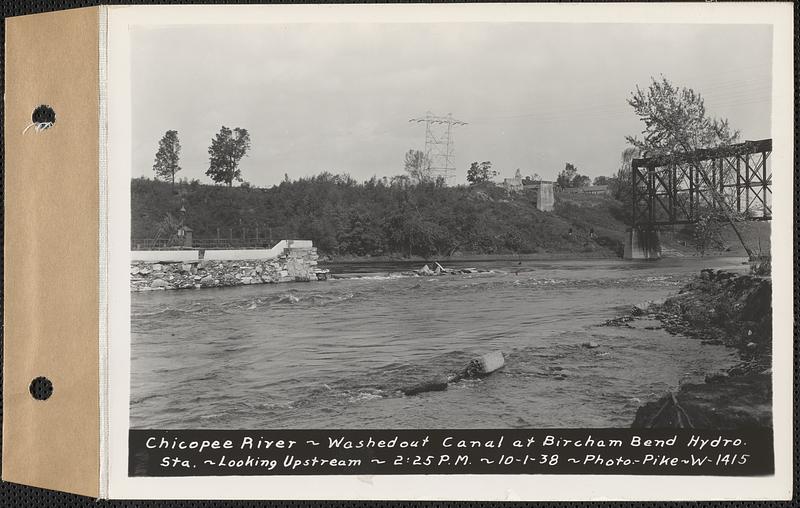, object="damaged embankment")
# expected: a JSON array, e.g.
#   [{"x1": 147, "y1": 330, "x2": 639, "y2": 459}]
[
  {"x1": 623, "y1": 269, "x2": 772, "y2": 429},
  {"x1": 130, "y1": 245, "x2": 324, "y2": 291}
]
